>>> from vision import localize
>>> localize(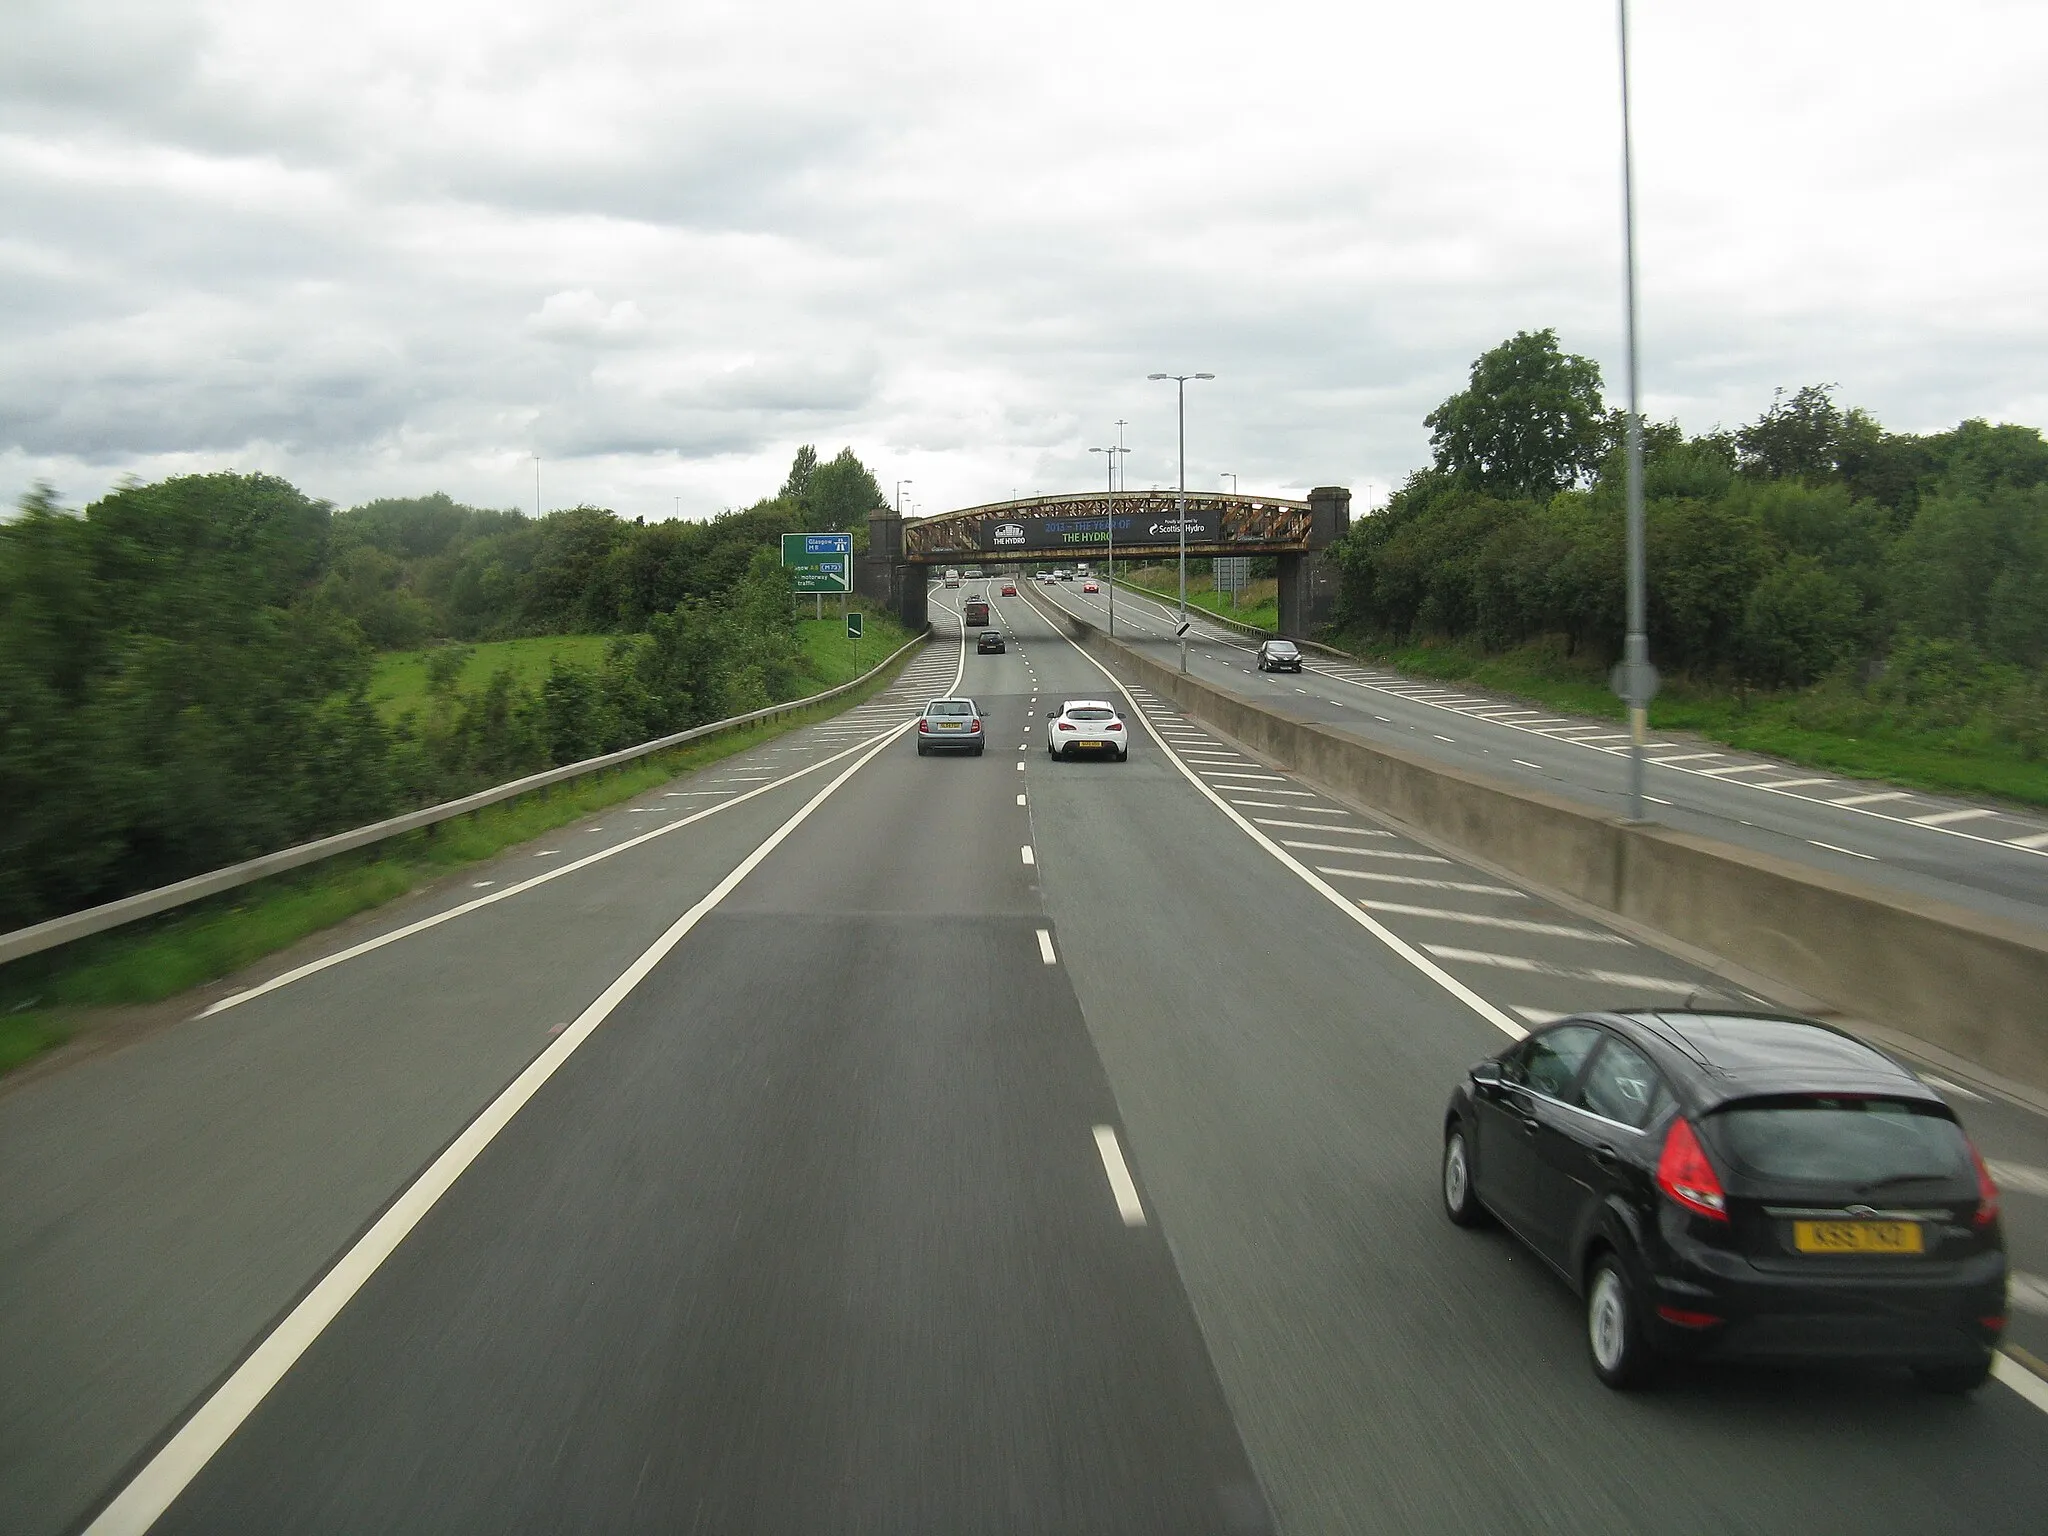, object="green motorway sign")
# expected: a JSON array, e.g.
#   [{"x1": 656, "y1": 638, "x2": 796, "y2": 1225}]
[
  {"x1": 781, "y1": 532, "x2": 853, "y2": 594},
  {"x1": 846, "y1": 612, "x2": 863, "y2": 639}
]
